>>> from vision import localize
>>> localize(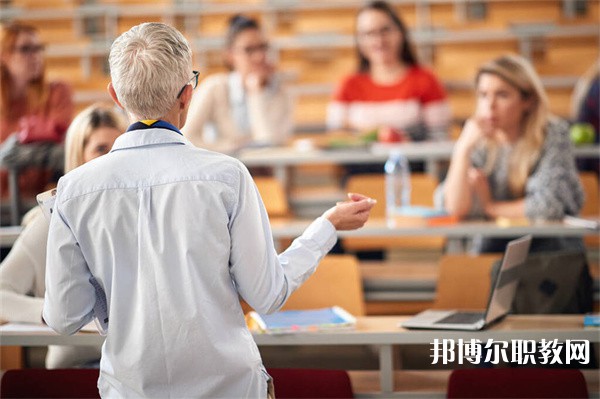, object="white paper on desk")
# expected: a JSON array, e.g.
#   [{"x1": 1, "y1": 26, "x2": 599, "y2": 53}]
[
  {"x1": 564, "y1": 215, "x2": 600, "y2": 230},
  {"x1": 36, "y1": 188, "x2": 57, "y2": 221}
]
